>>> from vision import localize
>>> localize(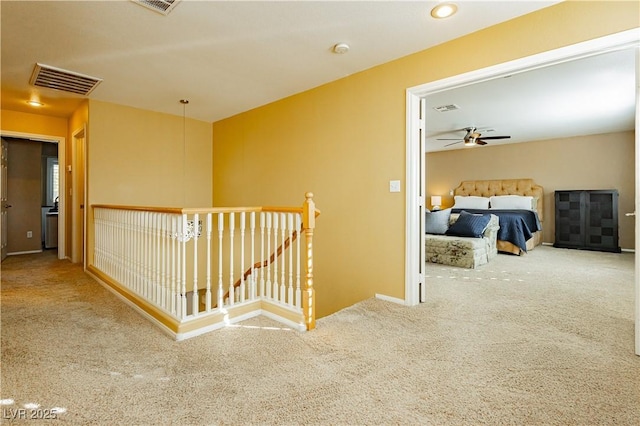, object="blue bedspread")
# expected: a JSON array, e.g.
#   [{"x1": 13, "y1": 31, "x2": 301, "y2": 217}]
[{"x1": 452, "y1": 209, "x2": 542, "y2": 252}]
